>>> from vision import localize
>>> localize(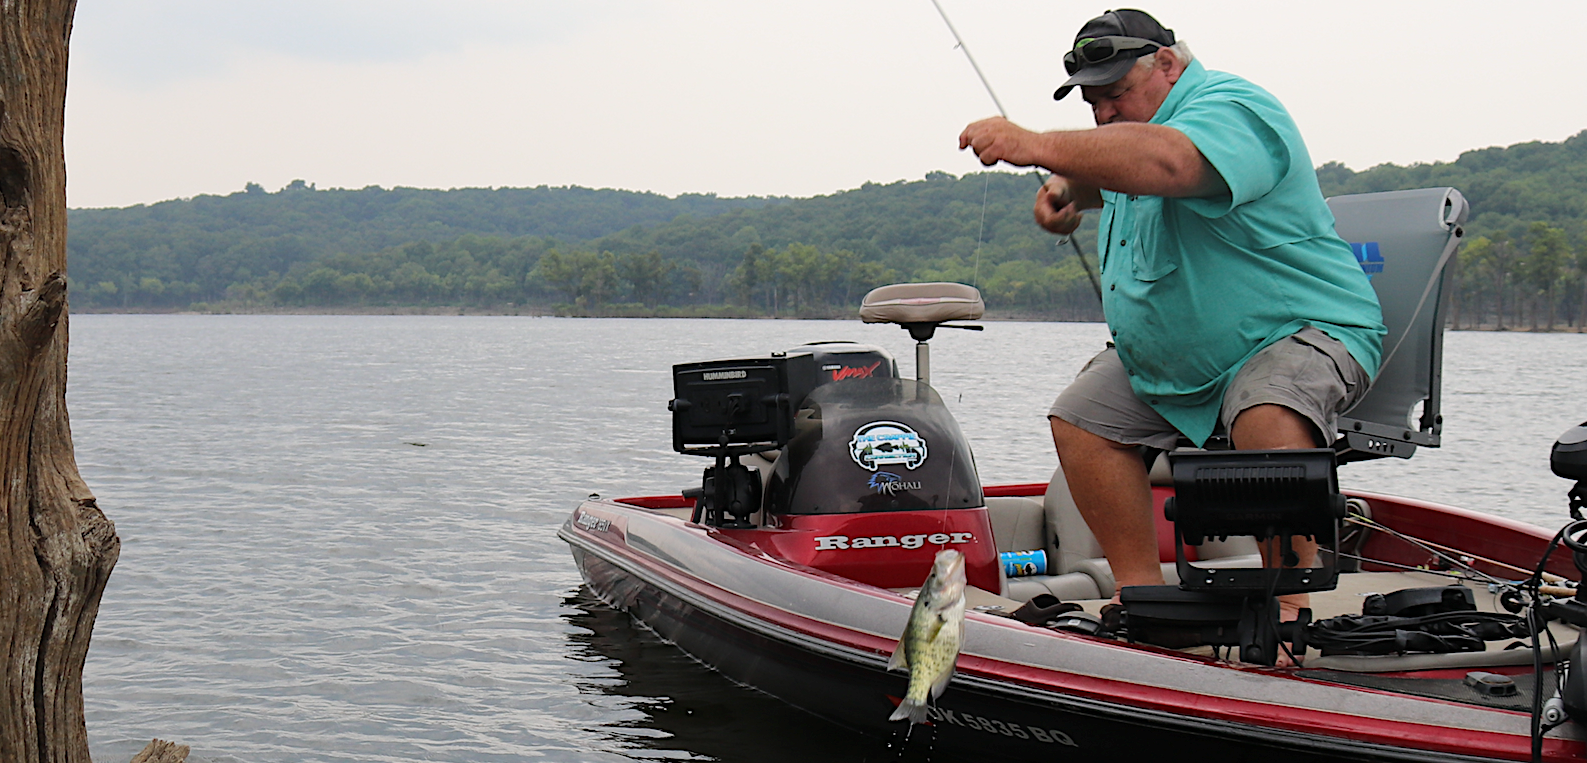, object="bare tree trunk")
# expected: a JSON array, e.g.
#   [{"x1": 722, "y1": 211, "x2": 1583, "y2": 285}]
[
  {"x1": 0, "y1": 2, "x2": 121, "y2": 762},
  {"x1": 129, "y1": 739, "x2": 187, "y2": 763},
  {"x1": 1580, "y1": 278, "x2": 1587, "y2": 333},
  {"x1": 1495, "y1": 274, "x2": 1506, "y2": 330}
]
